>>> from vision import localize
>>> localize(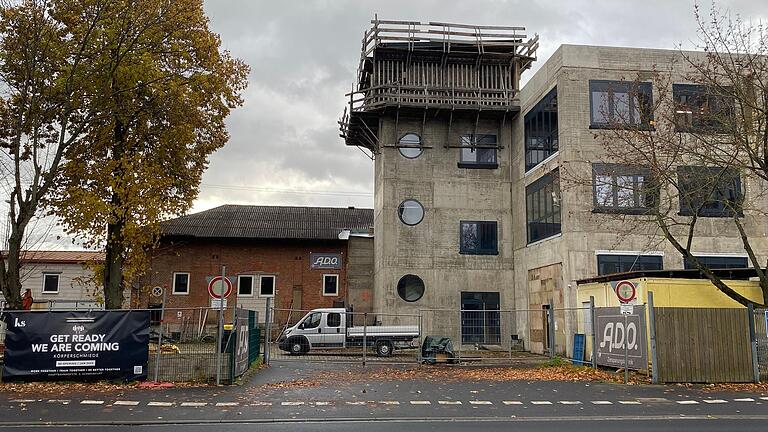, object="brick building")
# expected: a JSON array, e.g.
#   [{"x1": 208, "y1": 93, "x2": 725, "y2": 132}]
[{"x1": 132, "y1": 205, "x2": 373, "y2": 326}]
